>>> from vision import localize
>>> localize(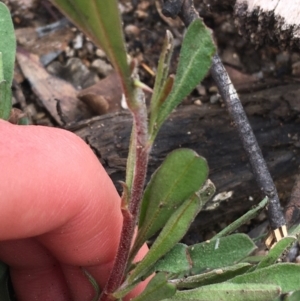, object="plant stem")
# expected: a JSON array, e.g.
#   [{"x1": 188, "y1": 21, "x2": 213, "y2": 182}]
[
  {"x1": 99, "y1": 87, "x2": 150, "y2": 301},
  {"x1": 161, "y1": 0, "x2": 286, "y2": 230}
]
